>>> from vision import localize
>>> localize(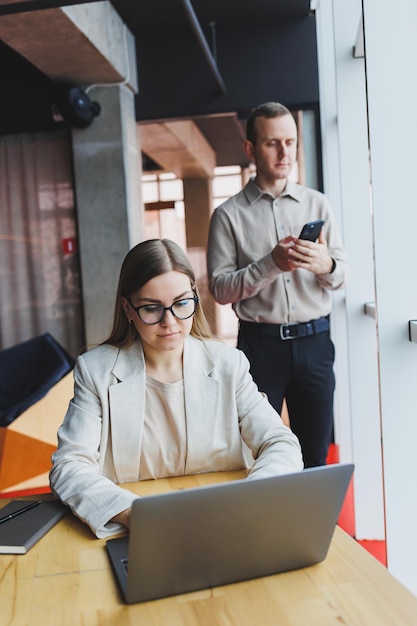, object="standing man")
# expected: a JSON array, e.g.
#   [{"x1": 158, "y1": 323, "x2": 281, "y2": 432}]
[{"x1": 207, "y1": 102, "x2": 349, "y2": 467}]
